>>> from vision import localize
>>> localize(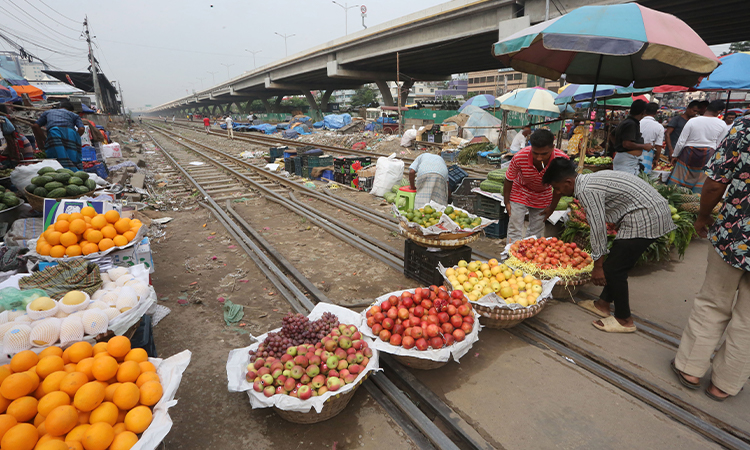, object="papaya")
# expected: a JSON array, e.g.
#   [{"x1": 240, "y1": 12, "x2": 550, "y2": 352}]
[
  {"x1": 44, "y1": 181, "x2": 64, "y2": 191},
  {"x1": 37, "y1": 167, "x2": 55, "y2": 175},
  {"x1": 85, "y1": 179, "x2": 96, "y2": 191},
  {"x1": 74, "y1": 171, "x2": 89, "y2": 181},
  {"x1": 47, "y1": 188, "x2": 68, "y2": 198},
  {"x1": 32, "y1": 176, "x2": 53, "y2": 186},
  {"x1": 33, "y1": 187, "x2": 48, "y2": 197},
  {"x1": 479, "y1": 180, "x2": 504, "y2": 193},
  {"x1": 68, "y1": 176, "x2": 83, "y2": 186}
]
